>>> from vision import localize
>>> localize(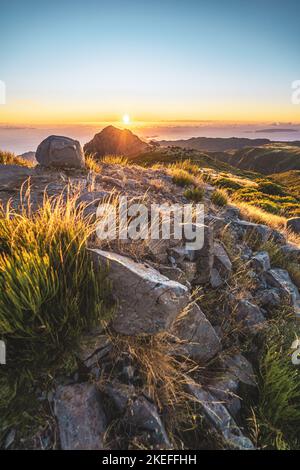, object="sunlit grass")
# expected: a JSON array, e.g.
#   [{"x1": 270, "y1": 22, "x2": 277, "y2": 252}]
[
  {"x1": 101, "y1": 155, "x2": 130, "y2": 166},
  {"x1": 0, "y1": 189, "x2": 114, "y2": 441},
  {"x1": 85, "y1": 154, "x2": 102, "y2": 173},
  {"x1": 211, "y1": 188, "x2": 228, "y2": 207},
  {"x1": 0, "y1": 150, "x2": 32, "y2": 167}
]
